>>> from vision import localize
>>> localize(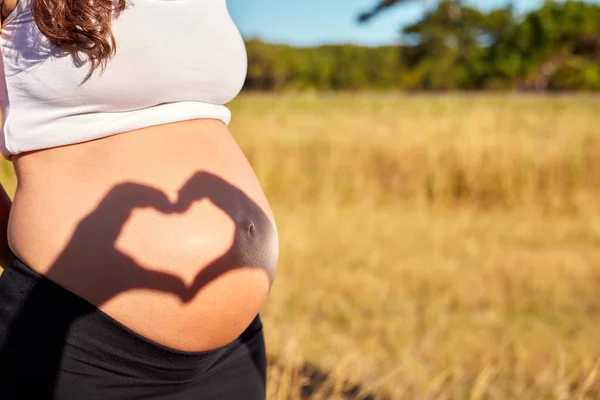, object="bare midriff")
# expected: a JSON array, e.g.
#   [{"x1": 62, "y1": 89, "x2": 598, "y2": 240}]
[{"x1": 7, "y1": 119, "x2": 278, "y2": 352}]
